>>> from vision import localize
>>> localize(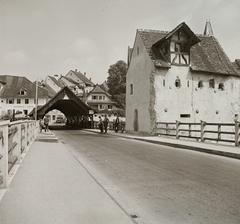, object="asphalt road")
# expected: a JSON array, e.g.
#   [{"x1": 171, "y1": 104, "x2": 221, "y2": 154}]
[{"x1": 51, "y1": 126, "x2": 240, "y2": 224}]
